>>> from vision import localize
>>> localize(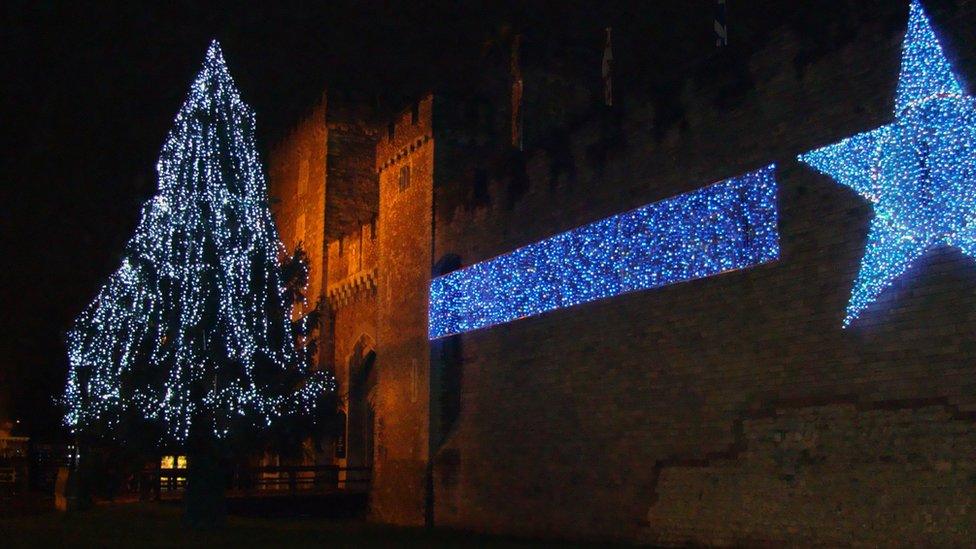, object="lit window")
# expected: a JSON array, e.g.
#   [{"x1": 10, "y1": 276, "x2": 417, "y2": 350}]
[{"x1": 160, "y1": 455, "x2": 187, "y2": 469}]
